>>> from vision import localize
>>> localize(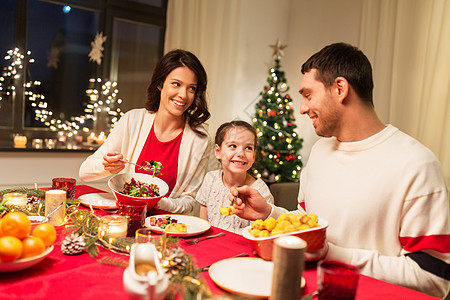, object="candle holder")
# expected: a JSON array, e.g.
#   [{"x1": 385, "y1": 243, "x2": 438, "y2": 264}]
[
  {"x1": 45, "y1": 138, "x2": 56, "y2": 149},
  {"x1": 99, "y1": 215, "x2": 128, "y2": 240},
  {"x1": 13, "y1": 133, "x2": 27, "y2": 148},
  {"x1": 3, "y1": 192, "x2": 28, "y2": 208},
  {"x1": 52, "y1": 177, "x2": 76, "y2": 199},
  {"x1": 32, "y1": 138, "x2": 44, "y2": 149}
]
